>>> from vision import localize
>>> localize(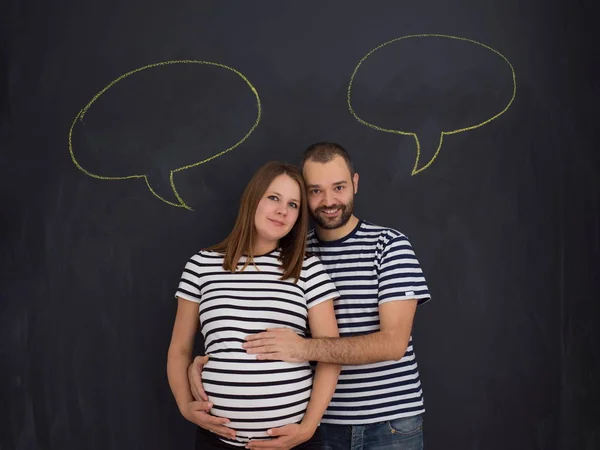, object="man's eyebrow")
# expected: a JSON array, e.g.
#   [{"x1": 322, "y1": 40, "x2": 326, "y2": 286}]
[{"x1": 306, "y1": 180, "x2": 347, "y2": 189}]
